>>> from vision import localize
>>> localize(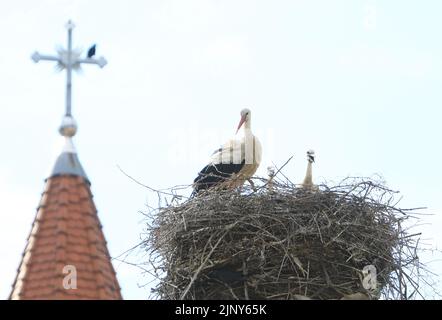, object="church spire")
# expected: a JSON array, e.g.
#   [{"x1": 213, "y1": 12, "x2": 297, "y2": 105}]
[{"x1": 10, "y1": 21, "x2": 121, "y2": 300}]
